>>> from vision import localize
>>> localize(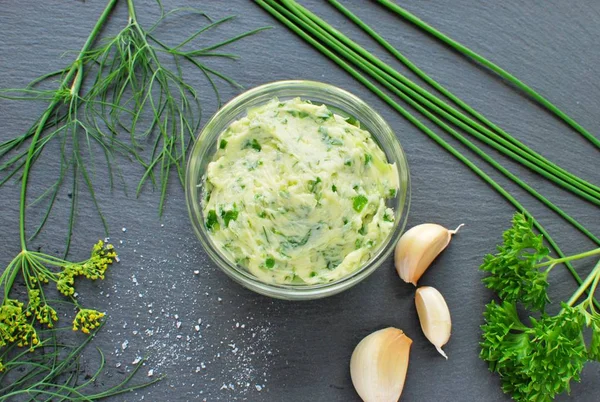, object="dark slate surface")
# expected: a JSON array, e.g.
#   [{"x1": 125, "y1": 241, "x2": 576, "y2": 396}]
[{"x1": 1, "y1": 1, "x2": 599, "y2": 401}]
